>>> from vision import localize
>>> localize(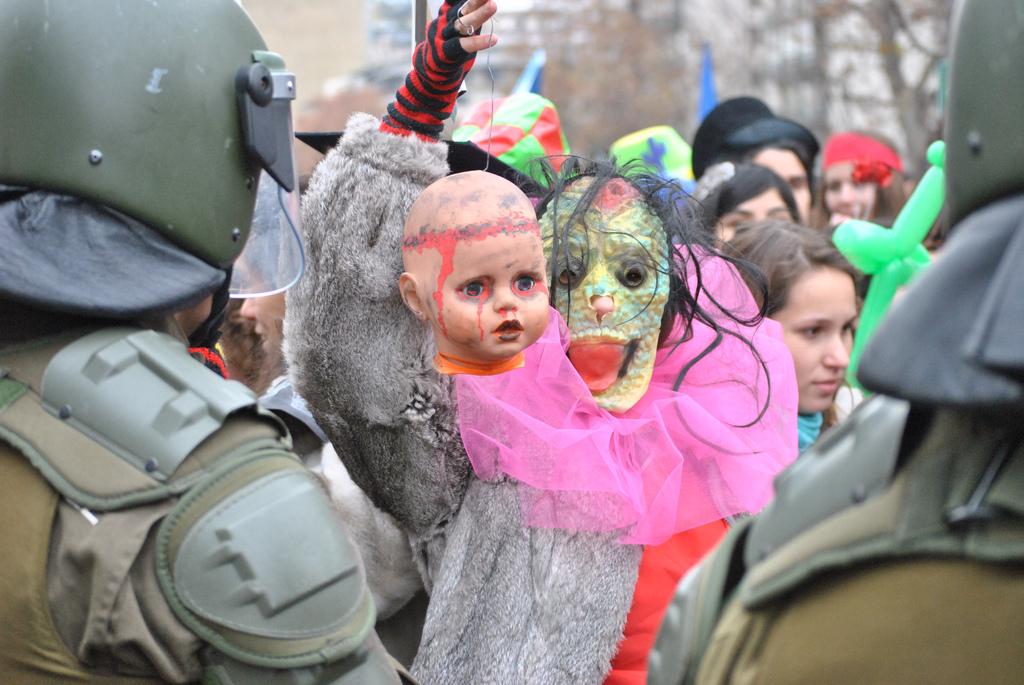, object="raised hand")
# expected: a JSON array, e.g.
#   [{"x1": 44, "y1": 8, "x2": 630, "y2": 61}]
[
  {"x1": 381, "y1": 0, "x2": 498, "y2": 141},
  {"x1": 449, "y1": 0, "x2": 499, "y2": 52}
]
